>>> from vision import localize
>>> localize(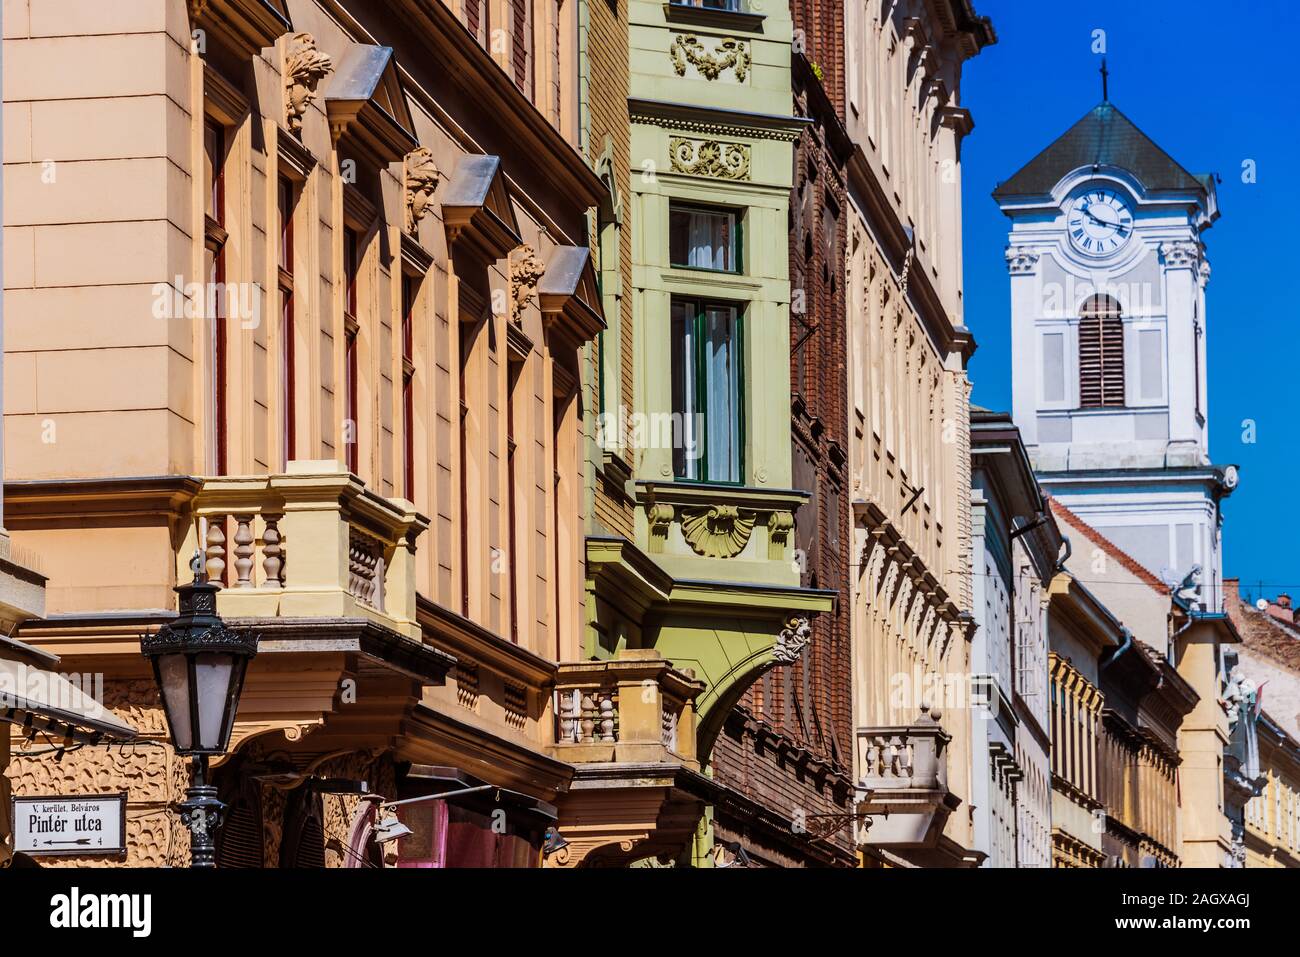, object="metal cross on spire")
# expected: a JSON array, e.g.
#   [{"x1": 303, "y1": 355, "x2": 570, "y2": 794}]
[{"x1": 1100, "y1": 57, "x2": 1109, "y2": 102}]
